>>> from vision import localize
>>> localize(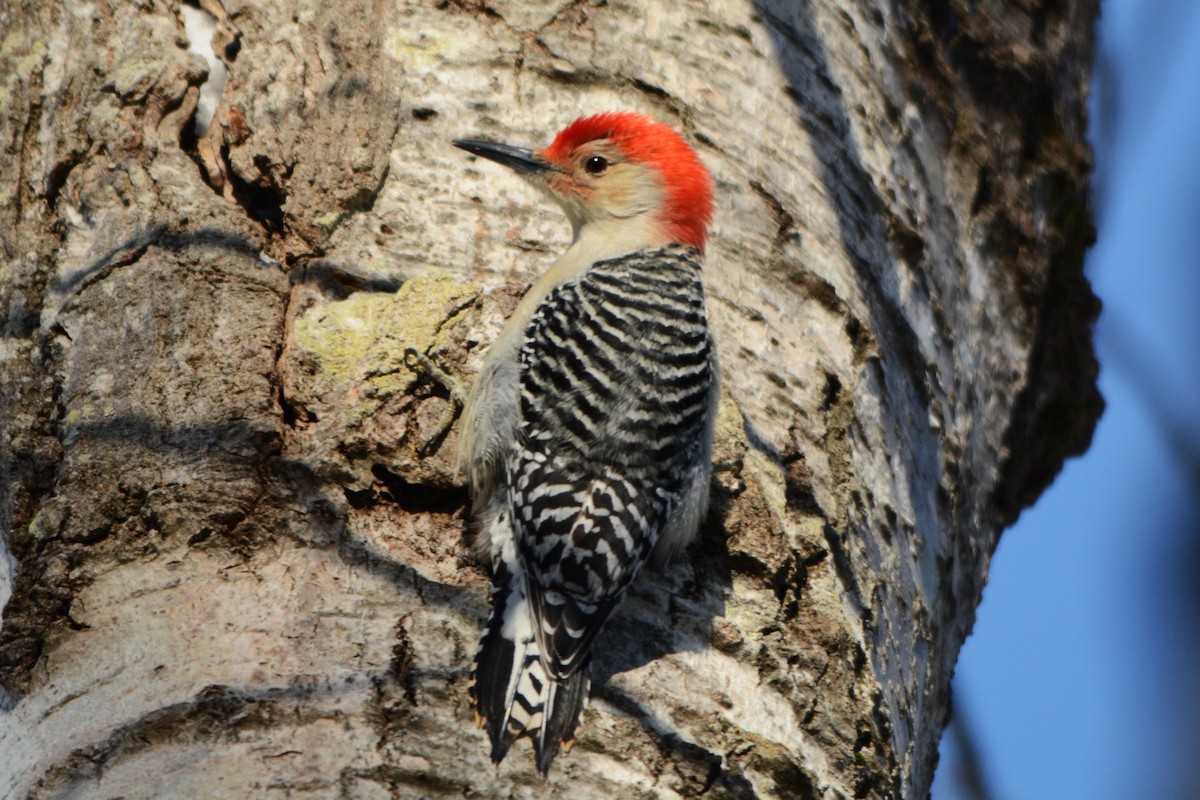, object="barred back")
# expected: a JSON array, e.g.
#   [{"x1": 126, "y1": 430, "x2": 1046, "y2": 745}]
[
  {"x1": 470, "y1": 245, "x2": 715, "y2": 775},
  {"x1": 511, "y1": 245, "x2": 713, "y2": 677}
]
